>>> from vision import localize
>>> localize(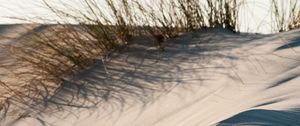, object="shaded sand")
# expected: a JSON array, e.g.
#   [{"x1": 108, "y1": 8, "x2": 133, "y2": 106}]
[{"x1": 1, "y1": 26, "x2": 300, "y2": 126}]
